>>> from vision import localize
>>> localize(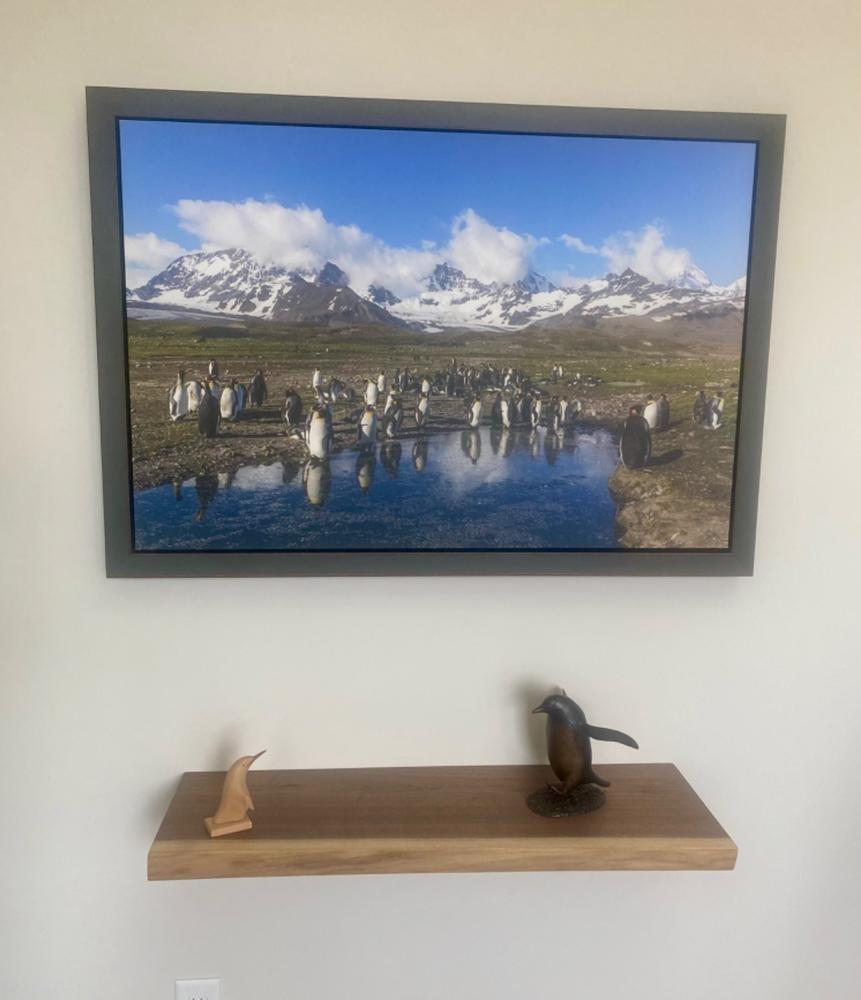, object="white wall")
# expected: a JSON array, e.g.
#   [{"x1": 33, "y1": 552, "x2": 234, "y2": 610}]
[{"x1": 2, "y1": 2, "x2": 860, "y2": 997}]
